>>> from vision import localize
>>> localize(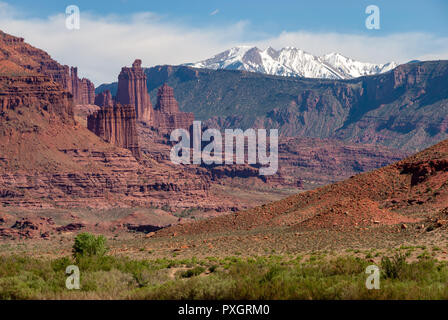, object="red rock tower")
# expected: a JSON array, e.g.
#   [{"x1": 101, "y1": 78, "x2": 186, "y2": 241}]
[
  {"x1": 69, "y1": 67, "x2": 95, "y2": 105},
  {"x1": 87, "y1": 103, "x2": 141, "y2": 159},
  {"x1": 116, "y1": 59, "x2": 153, "y2": 123},
  {"x1": 94, "y1": 90, "x2": 114, "y2": 108},
  {"x1": 152, "y1": 83, "x2": 194, "y2": 131},
  {"x1": 154, "y1": 83, "x2": 180, "y2": 114}
]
